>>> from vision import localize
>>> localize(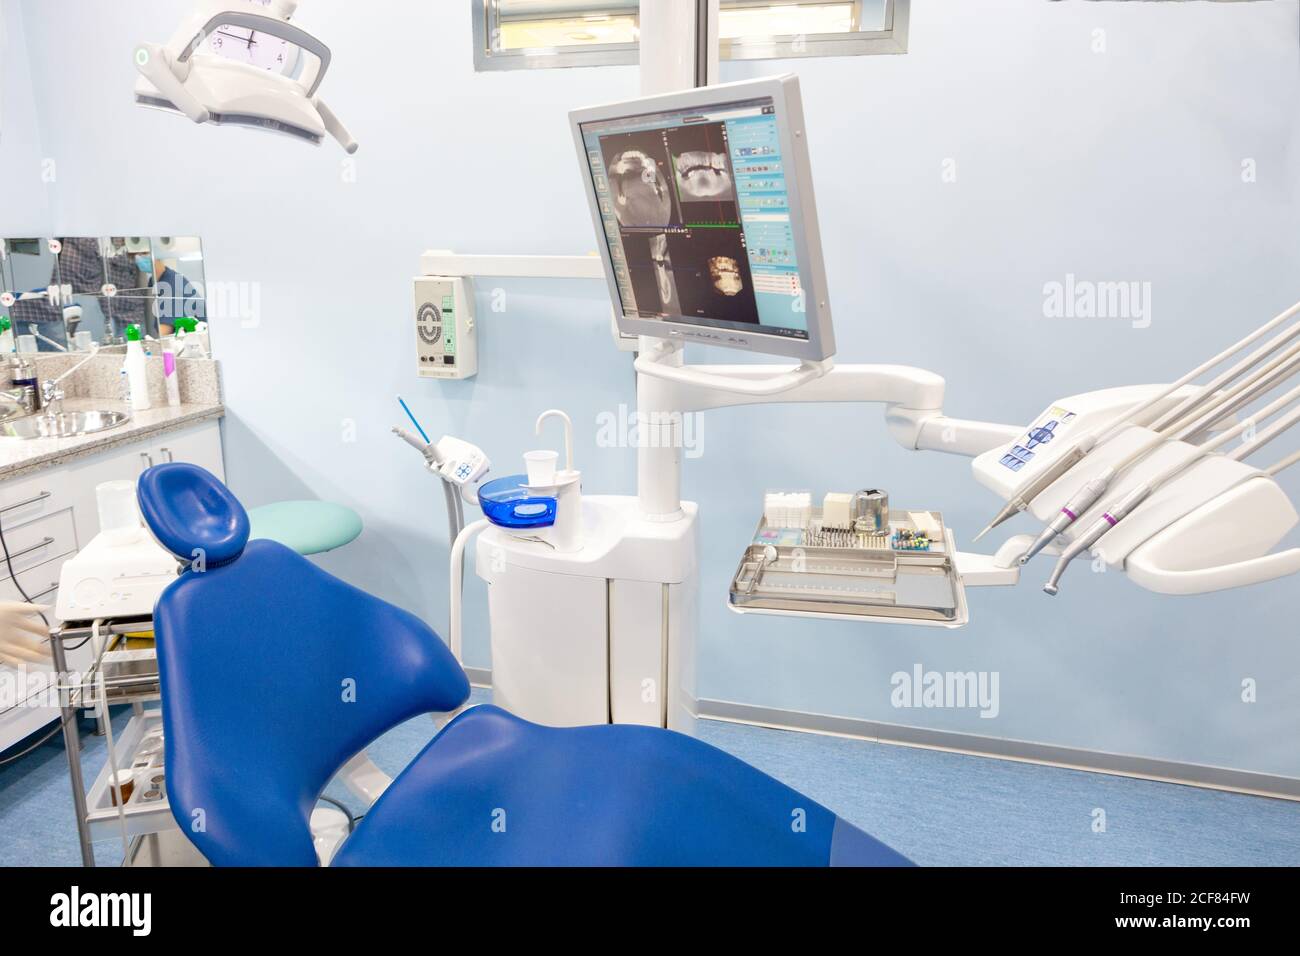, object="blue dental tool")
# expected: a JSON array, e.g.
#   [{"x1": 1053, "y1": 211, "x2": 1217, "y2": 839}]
[{"x1": 397, "y1": 395, "x2": 430, "y2": 444}]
